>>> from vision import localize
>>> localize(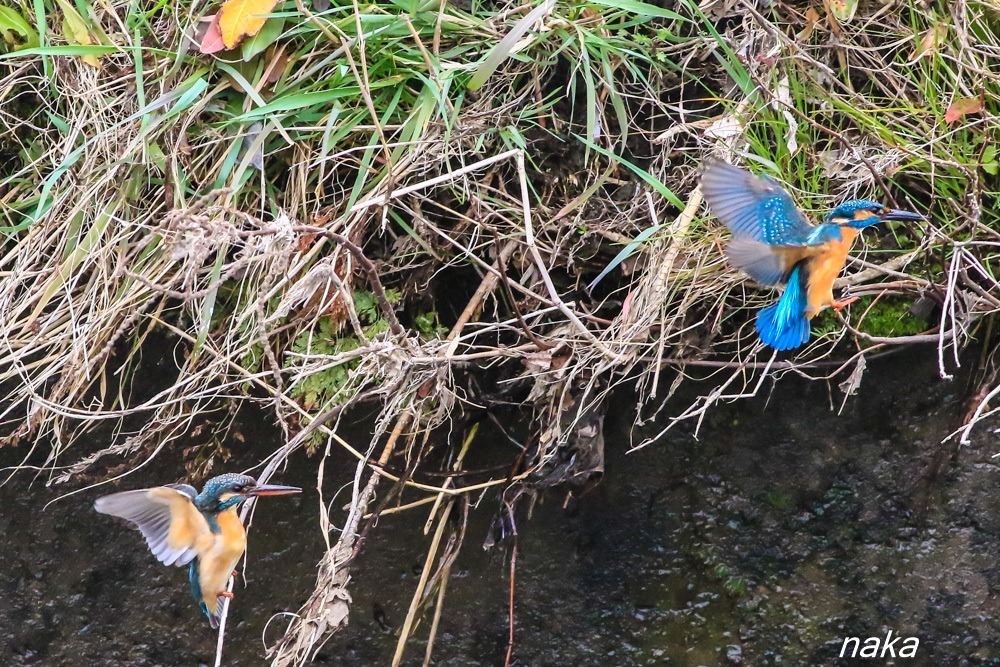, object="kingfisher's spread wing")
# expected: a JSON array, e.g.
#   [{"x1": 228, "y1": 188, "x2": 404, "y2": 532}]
[
  {"x1": 95, "y1": 484, "x2": 211, "y2": 567},
  {"x1": 702, "y1": 160, "x2": 820, "y2": 246},
  {"x1": 725, "y1": 238, "x2": 810, "y2": 285}
]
